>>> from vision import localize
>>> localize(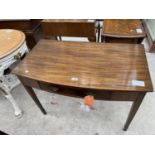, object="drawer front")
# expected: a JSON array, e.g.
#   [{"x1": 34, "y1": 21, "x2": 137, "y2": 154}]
[
  {"x1": 39, "y1": 81, "x2": 85, "y2": 97},
  {"x1": 38, "y1": 81, "x2": 112, "y2": 100},
  {"x1": 20, "y1": 77, "x2": 138, "y2": 102}
]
